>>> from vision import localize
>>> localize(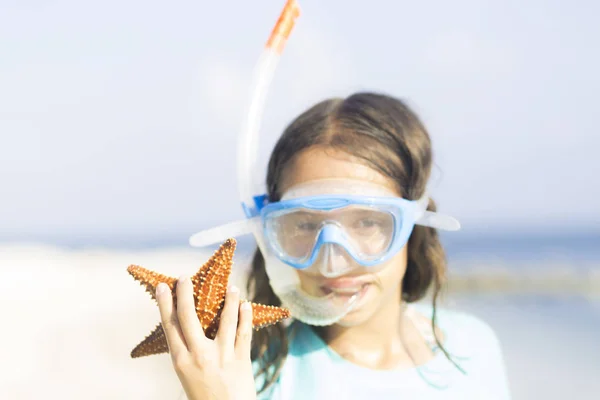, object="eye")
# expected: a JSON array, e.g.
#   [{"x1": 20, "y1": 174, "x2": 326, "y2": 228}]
[
  {"x1": 356, "y1": 218, "x2": 380, "y2": 229},
  {"x1": 297, "y1": 221, "x2": 319, "y2": 231}
]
